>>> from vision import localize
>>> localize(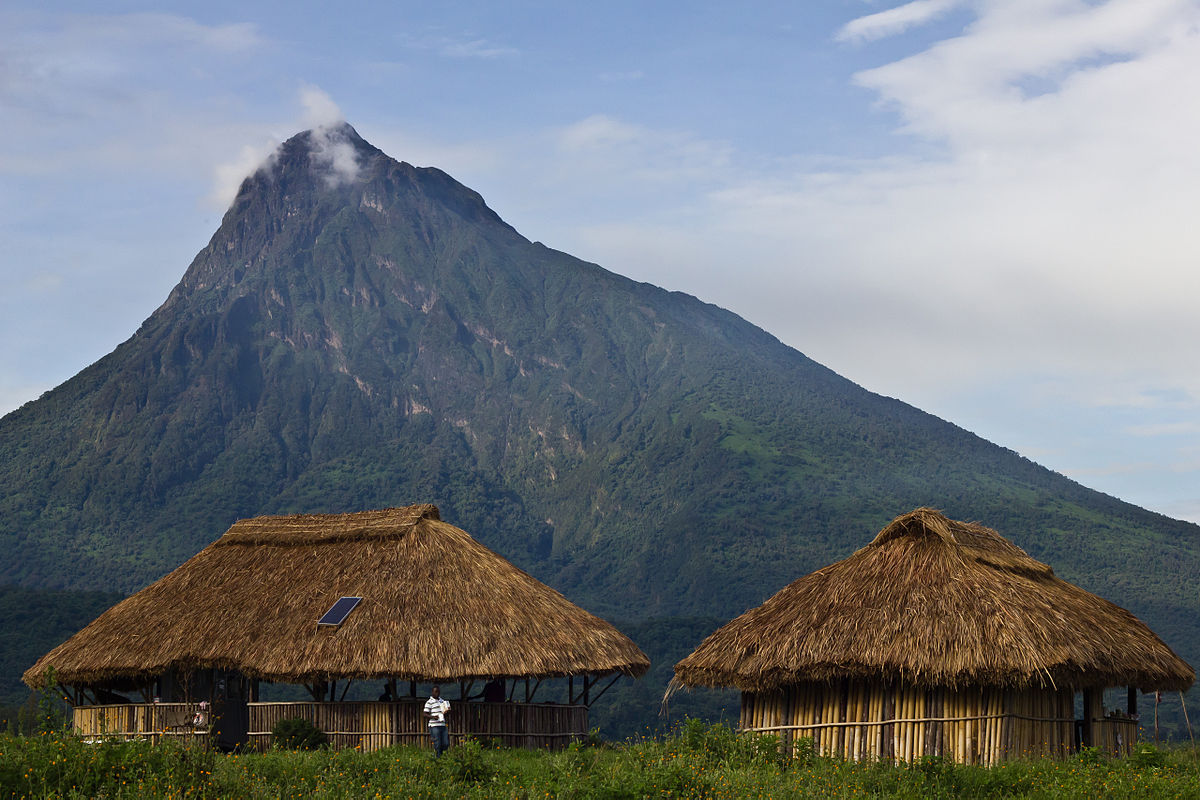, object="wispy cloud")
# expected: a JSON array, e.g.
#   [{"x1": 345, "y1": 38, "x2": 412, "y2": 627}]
[
  {"x1": 599, "y1": 70, "x2": 645, "y2": 83},
  {"x1": 440, "y1": 37, "x2": 518, "y2": 59},
  {"x1": 399, "y1": 31, "x2": 518, "y2": 60},
  {"x1": 1124, "y1": 422, "x2": 1200, "y2": 437},
  {"x1": 554, "y1": 115, "x2": 733, "y2": 186},
  {"x1": 210, "y1": 86, "x2": 358, "y2": 207},
  {"x1": 837, "y1": 0, "x2": 964, "y2": 43},
  {"x1": 0, "y1": 11, "x2": 269, "y2": 179}
]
